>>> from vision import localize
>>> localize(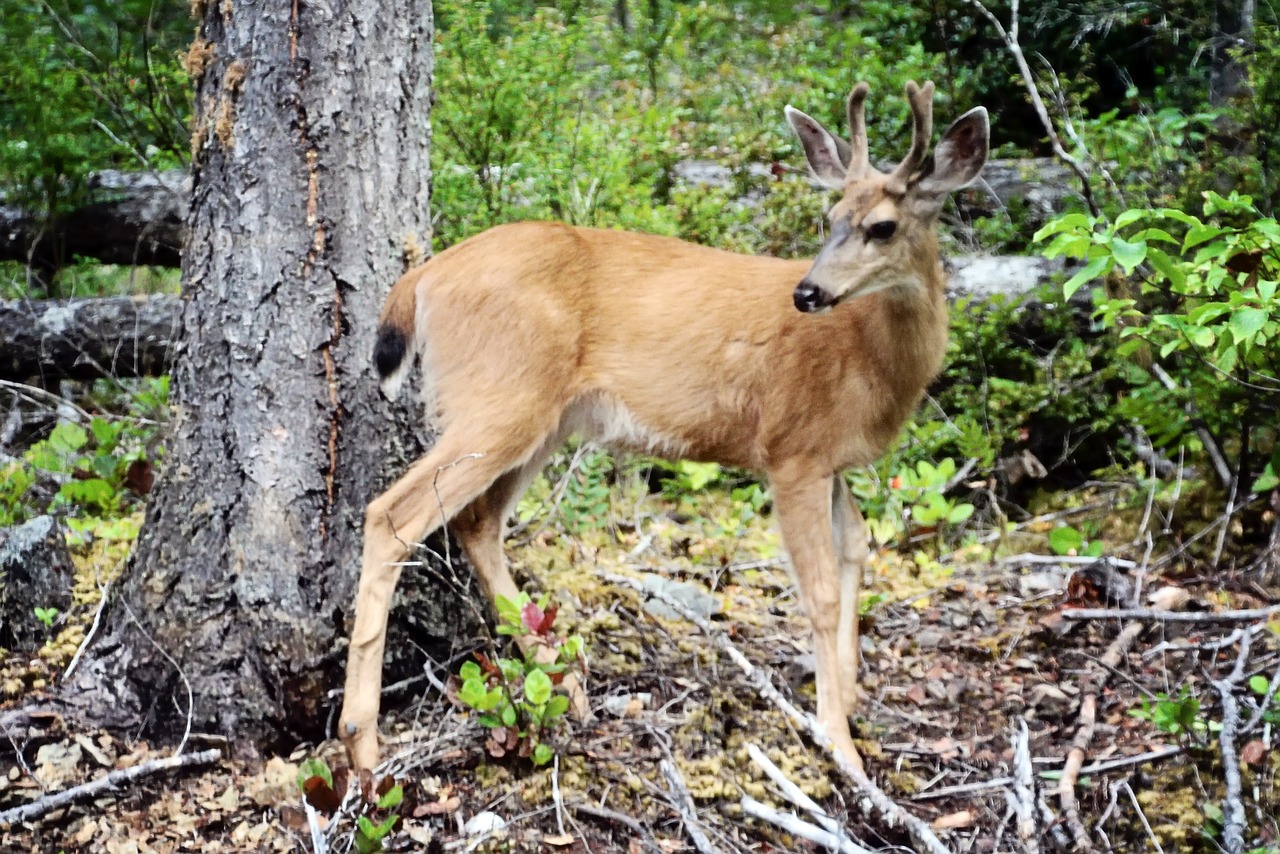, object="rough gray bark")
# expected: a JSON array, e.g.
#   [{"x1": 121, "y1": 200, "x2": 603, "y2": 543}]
[
  {"x1": 57, "y1": 0, "x2": 460, "y2": 756},
  {"x1": 0, "y1": 295, "x2": 180, "y2": 381}
]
